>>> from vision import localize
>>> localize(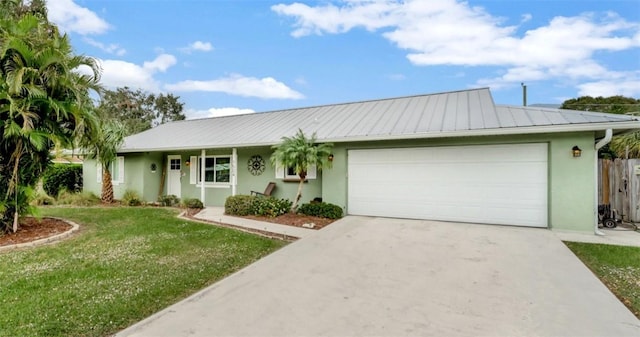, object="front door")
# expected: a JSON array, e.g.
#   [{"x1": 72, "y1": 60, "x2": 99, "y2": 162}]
[{"x1": 167, "y1": 155, "x2": 181, "y2": 198}]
